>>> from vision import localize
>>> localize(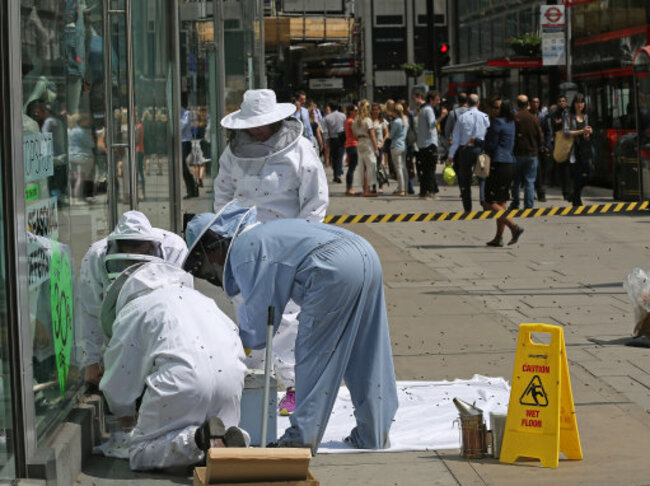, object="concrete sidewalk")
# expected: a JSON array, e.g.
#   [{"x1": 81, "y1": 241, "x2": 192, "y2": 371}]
[{"x1": 77, "y1": 176, "x2": 650, "y2": 486}]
